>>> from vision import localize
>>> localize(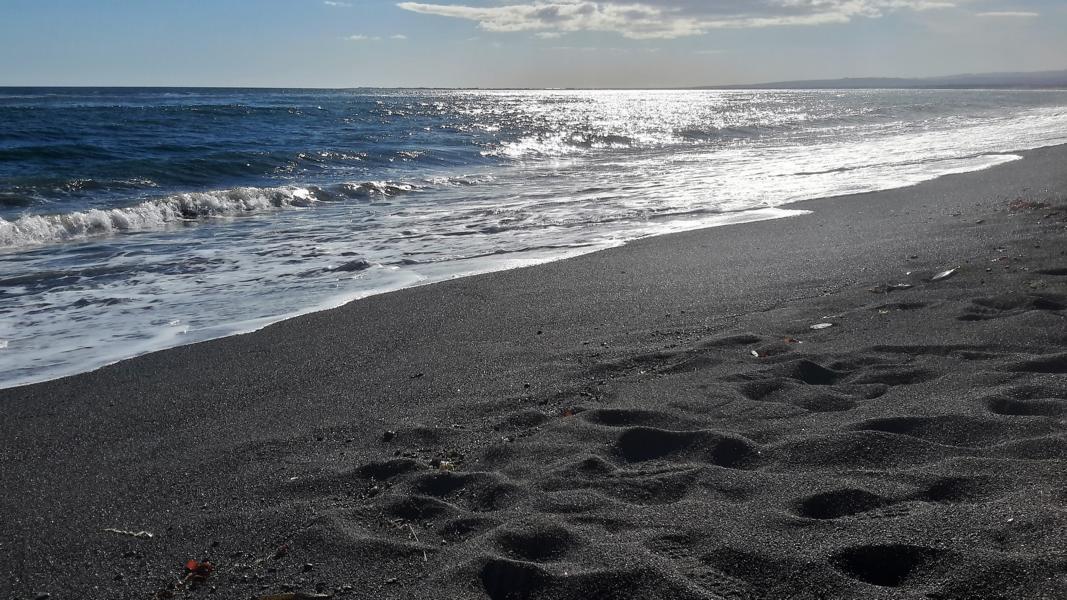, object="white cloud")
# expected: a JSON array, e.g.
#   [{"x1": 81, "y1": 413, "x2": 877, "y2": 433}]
[
  {"x1": 536, "y1": 31, "x2": 563, "y2": 39},
  {"x1": 976, "y1": 11, "x2": 1038, "y2": 17},
  {"x1": 324, "y1": 1, "x2": 352, "y2": 6},
  {"x1": 396, "y1": 1, "x2": 960, "y2": 39},
  {"x1": 349, "y1": 34, "x2": 410, "y2": 41}
]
